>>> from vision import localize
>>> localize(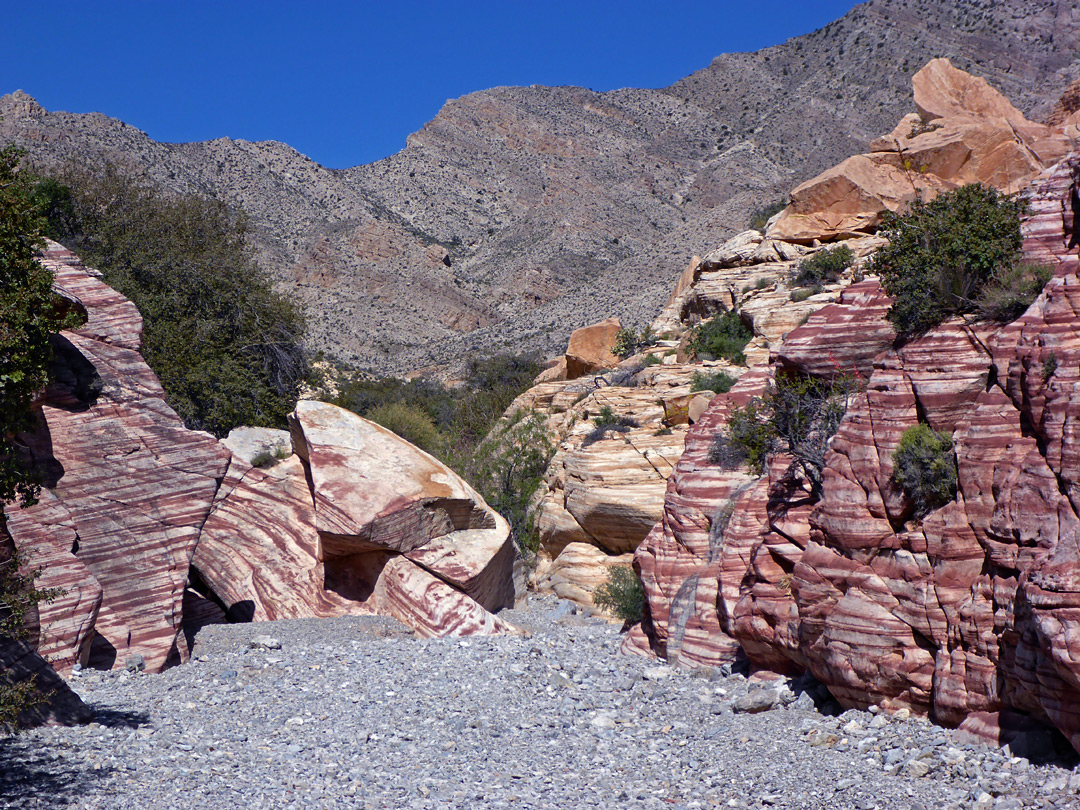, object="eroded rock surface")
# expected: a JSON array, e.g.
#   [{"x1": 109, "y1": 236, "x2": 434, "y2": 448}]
[
  {"x1": 632, "y1": 149, "x2": 1080, "y2": 755},
  {"x1": 769, "y1": 59, "x2": 1080, "y2": 243}
]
